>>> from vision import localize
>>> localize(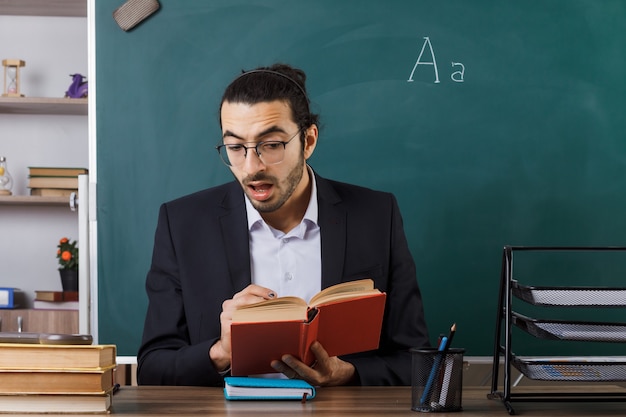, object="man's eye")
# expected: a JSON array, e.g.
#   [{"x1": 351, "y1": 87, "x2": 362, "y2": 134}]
[
  {"x1": 226, "y1": 145, "x2": 244, "y2": 152},
  {"x1": 261, "y1": 142, "x2": 282, "y2": 151}
]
